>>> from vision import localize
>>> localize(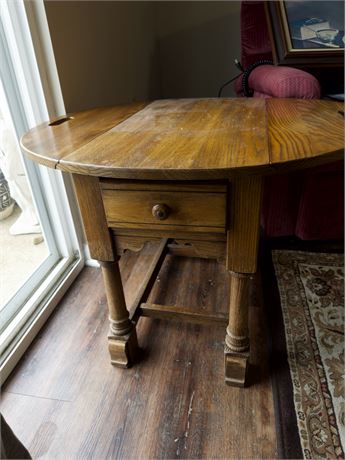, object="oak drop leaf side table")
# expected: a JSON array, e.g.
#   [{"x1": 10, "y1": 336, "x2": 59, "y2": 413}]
[{"x1": 21, "y1": 98, "x2": 344, "y2": 386}]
